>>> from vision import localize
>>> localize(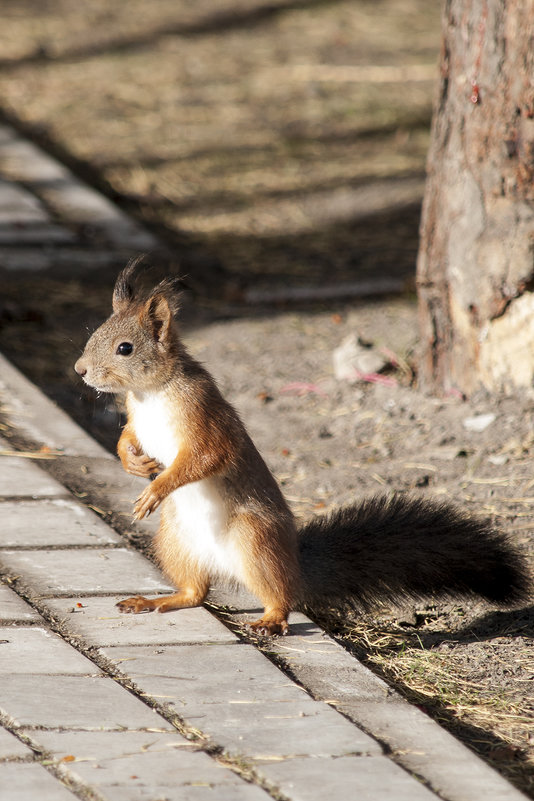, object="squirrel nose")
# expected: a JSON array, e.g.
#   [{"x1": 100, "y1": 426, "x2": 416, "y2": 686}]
[{"x1": 74, "y1": 359, "x2": 87, "y2": 377}]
